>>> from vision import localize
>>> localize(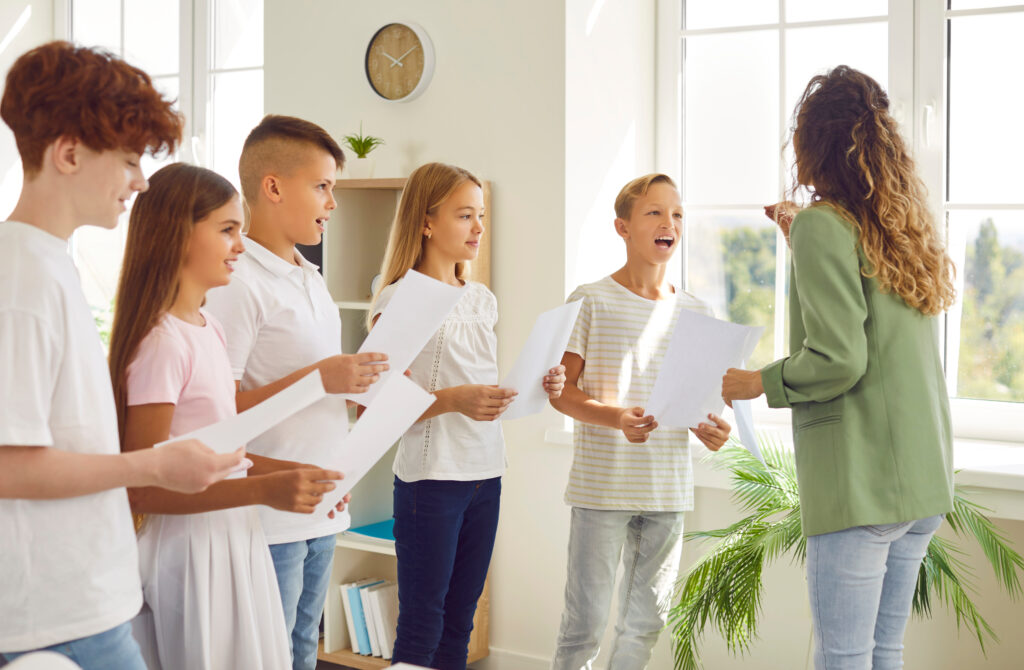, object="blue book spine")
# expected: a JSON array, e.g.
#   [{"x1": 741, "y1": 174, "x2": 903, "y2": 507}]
[
  {"x1": 348, "y1": 580, "x2": 385, "y2": 654},
  {"x1": 347, "y1": 585, "x2": 370, "y2": 654}
]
